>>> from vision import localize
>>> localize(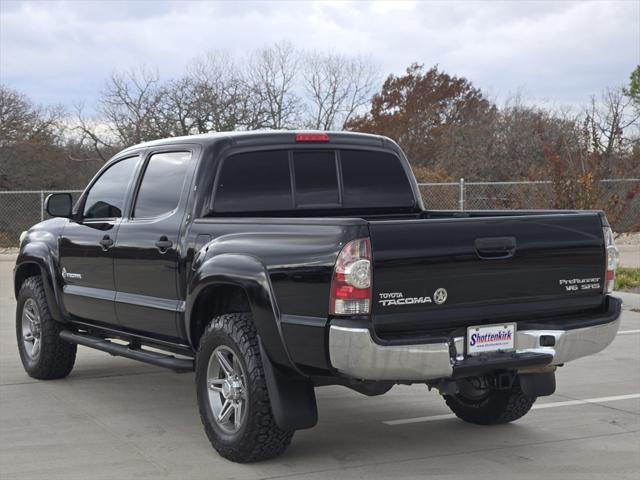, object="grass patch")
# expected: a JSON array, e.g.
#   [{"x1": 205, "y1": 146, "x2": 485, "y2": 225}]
[{"x1": 615, "y1": 268, "x2": 640, "y2": 292}]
